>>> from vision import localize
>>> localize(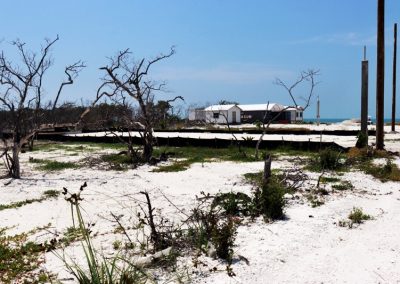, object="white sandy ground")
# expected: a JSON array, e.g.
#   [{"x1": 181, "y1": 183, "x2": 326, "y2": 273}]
[
  {"x1": 65, "y1": 125, "x2": 400, "y2": 151},
  {"x1": 0, "y1": 124, "x2": 400, "y2": 283}
]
